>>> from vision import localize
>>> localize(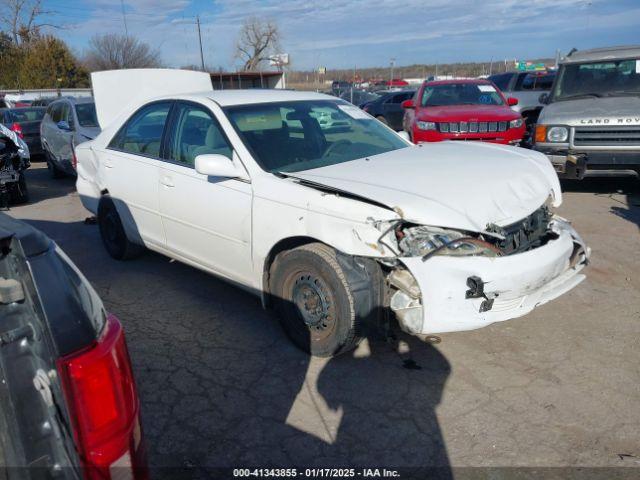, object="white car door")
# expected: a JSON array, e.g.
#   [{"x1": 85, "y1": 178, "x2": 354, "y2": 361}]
[
  {"x1": 158, "y1": 101, "x2": 253, "y2": 284},
  {"x1": 100, "y1": 101, "x2": 173, "y2": 248}
]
